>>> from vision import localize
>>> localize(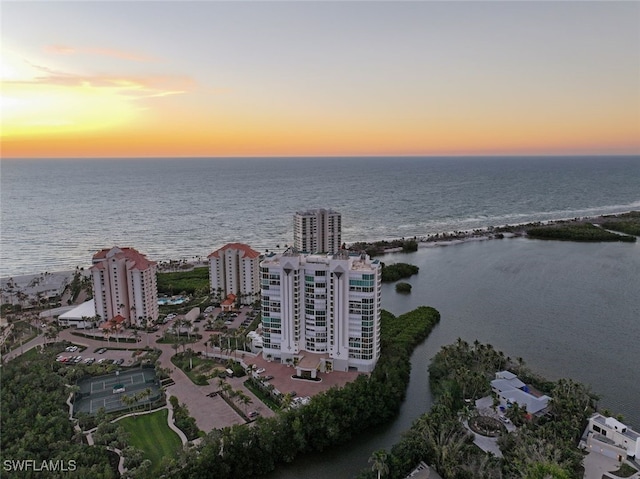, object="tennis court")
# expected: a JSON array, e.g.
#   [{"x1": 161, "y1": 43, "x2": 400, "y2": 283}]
[{"x1": 73, "y1": 368, "x2": 162, "y2": 416}]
